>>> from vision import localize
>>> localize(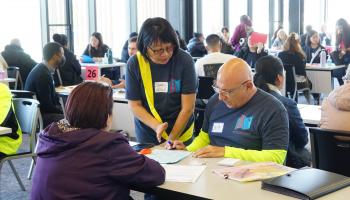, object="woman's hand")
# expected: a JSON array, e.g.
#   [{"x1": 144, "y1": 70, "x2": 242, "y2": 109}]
[{"x1": 154, "y1": 122, "x2": 168, "y2": 143}]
